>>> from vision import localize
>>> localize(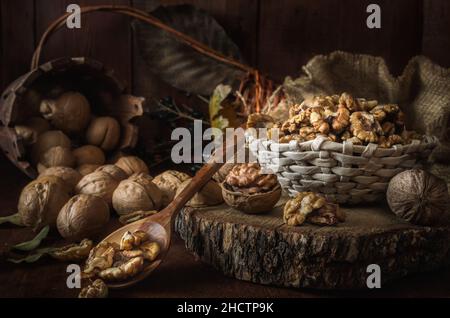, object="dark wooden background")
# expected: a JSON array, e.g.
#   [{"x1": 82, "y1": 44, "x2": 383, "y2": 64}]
[{"x1": 1, "y1": 0, "x2": 450, "y2": 94}]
